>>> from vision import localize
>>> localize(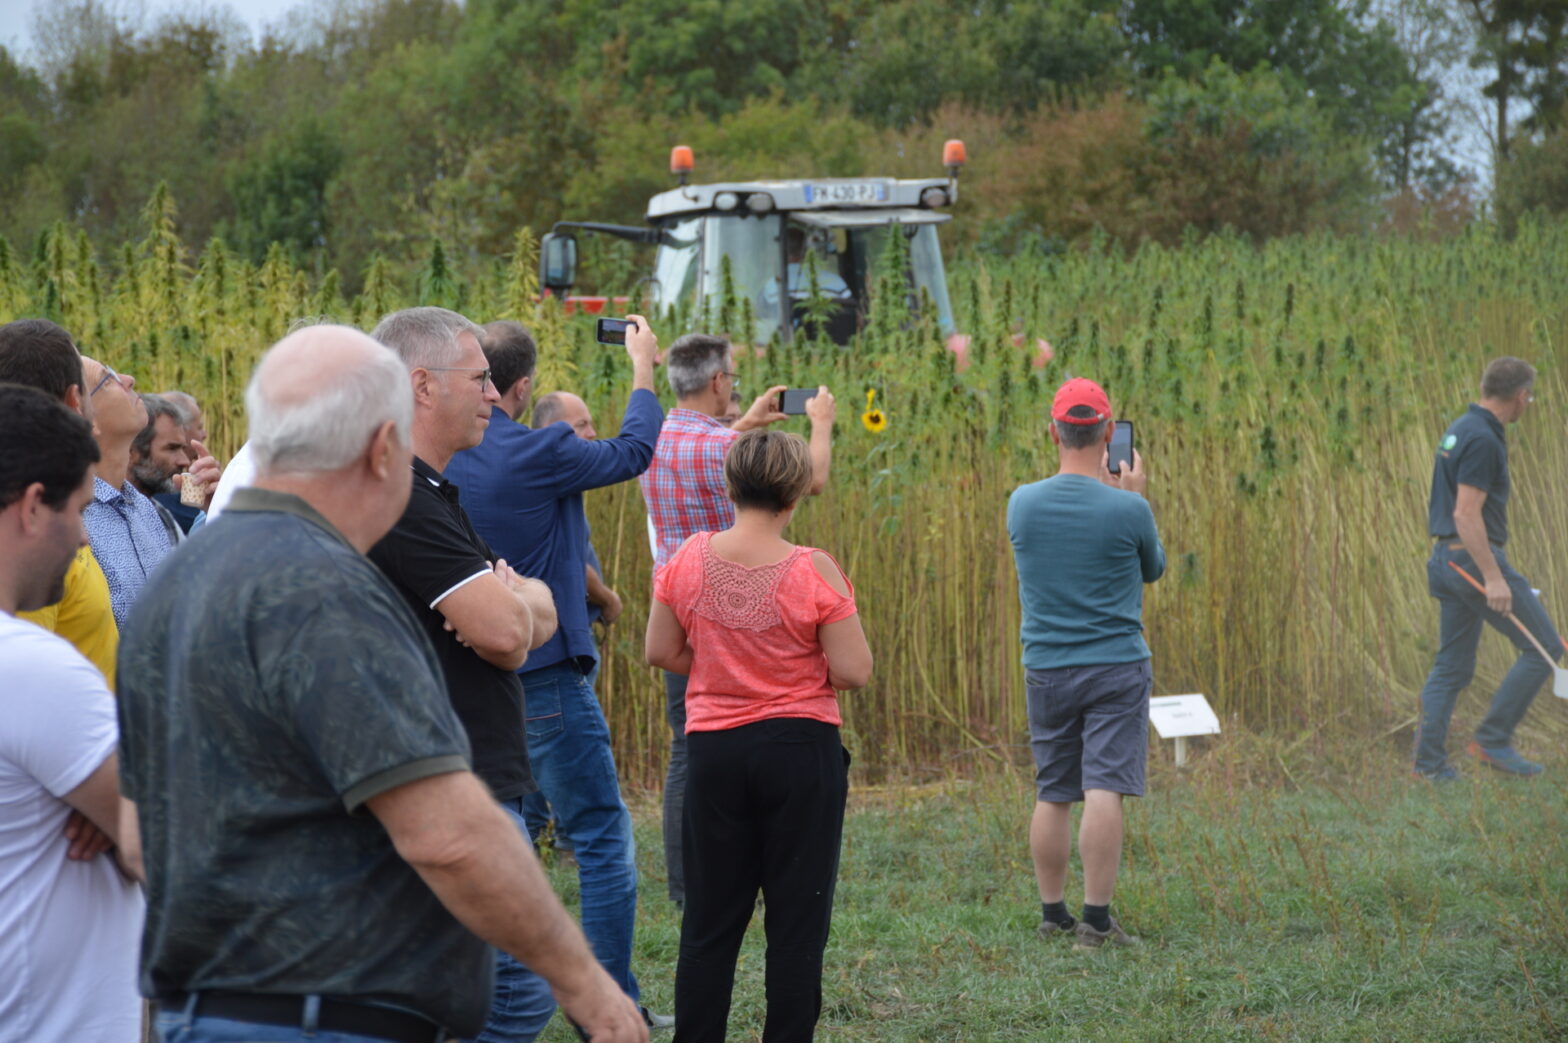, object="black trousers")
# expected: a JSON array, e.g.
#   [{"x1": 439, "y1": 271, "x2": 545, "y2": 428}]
[{"x1": 674, "y1": 718, "x2": 849, "y2": 1043}]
